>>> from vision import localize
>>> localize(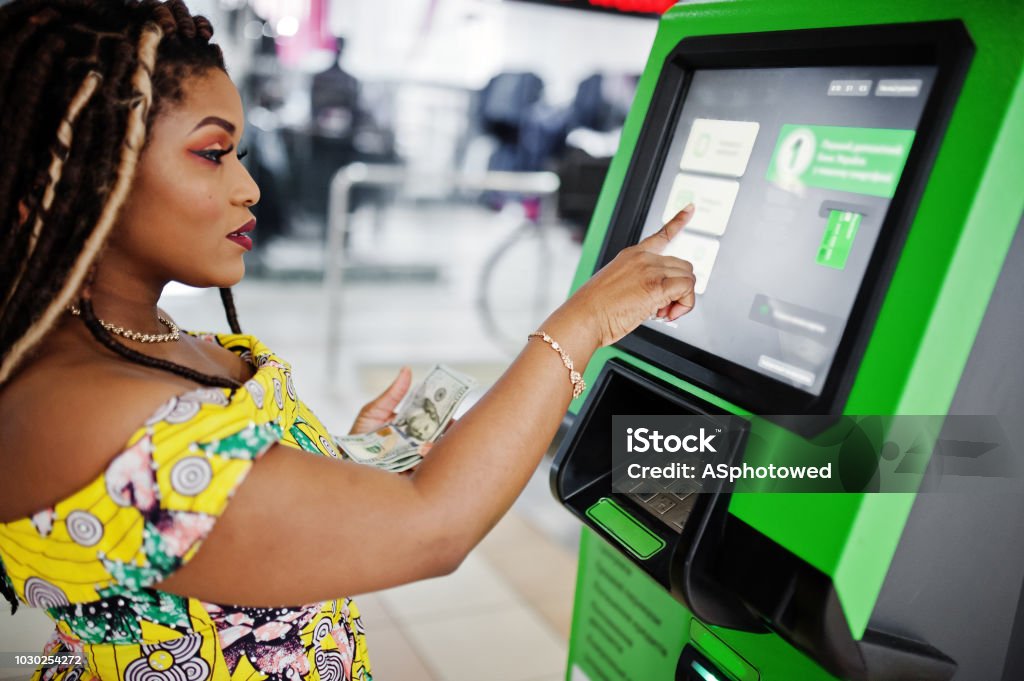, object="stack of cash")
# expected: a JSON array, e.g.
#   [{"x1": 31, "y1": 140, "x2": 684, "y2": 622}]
[{"x1": 334, "y1": 365, "x2": 476, "y2": 473}]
